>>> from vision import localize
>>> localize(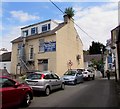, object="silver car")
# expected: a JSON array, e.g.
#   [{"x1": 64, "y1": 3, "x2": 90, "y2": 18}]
[
  {"x1": 25, "y1": 71, "x2": 65, "y2": 96},
  {"x1": 61, "y1": 69, "x2": 84, "y2": 85}
]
